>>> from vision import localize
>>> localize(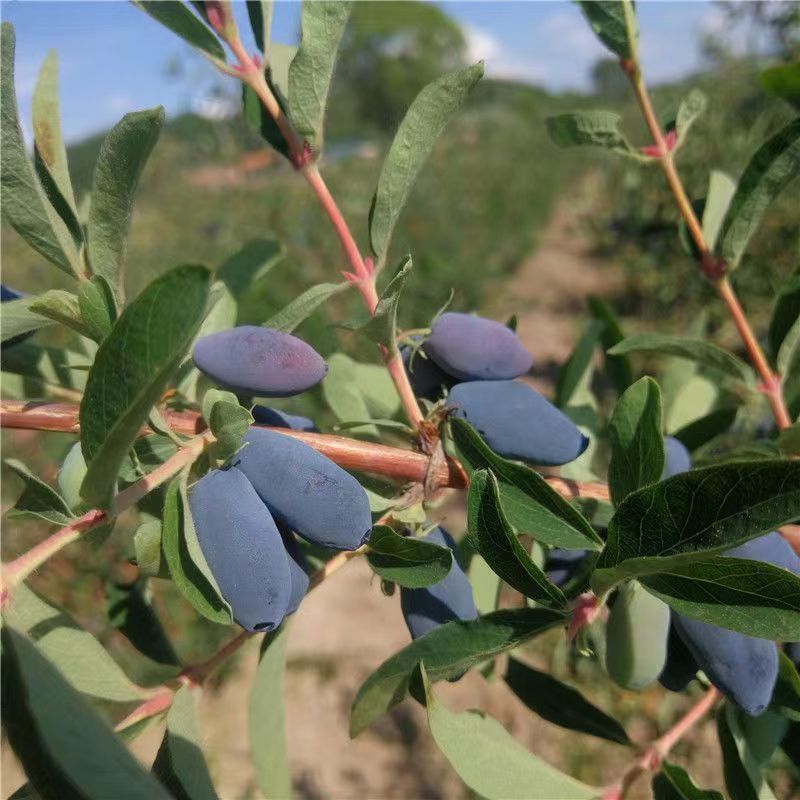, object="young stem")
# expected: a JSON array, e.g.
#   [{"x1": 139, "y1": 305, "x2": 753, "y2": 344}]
[{"x1": 626, "y1": 69, "x2": 791, "y2": 430}]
